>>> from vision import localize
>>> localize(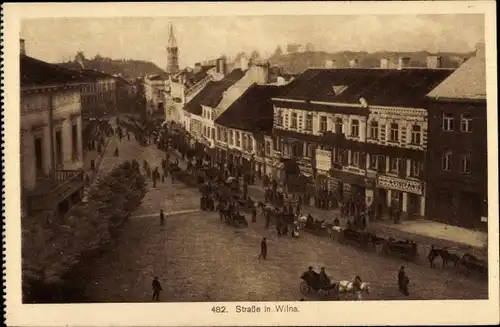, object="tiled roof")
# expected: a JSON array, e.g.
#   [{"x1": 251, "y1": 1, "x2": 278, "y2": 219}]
[
  {"x1": 427, "y1": 55, "x2": 486, "y2": 101},
  {"x1": 21, "y1": 55, "x2": 86, "y2": 88},
  {"x1": 276, "y1": 68, "x2": 454, "y2": 108},
  {"x1": 214, "y1": 84, "x2": 284, "y2": 133},
  {"x1": 184, "y1": 69, "x2": 245, "y2": 115}
]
